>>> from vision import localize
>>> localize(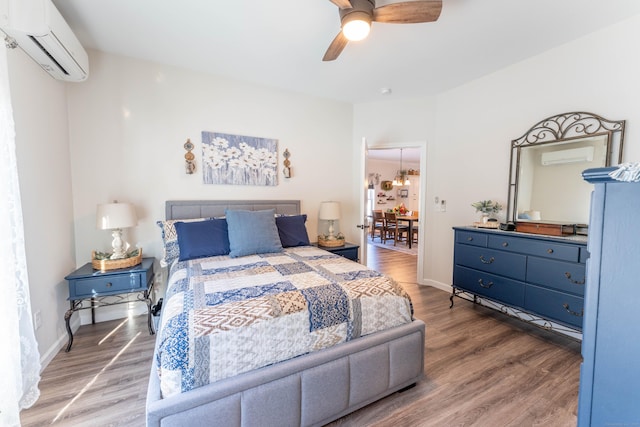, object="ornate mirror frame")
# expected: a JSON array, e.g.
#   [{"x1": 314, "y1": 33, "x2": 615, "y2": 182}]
[{"x1": 507, "y1": 112, "x2": 625, "y2": 226}]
